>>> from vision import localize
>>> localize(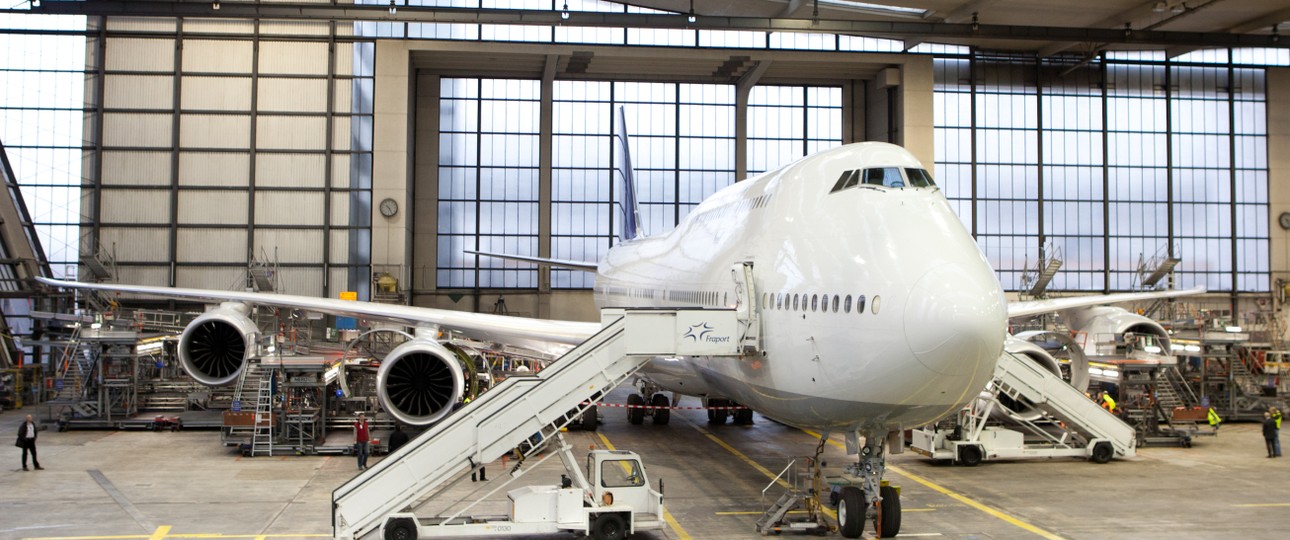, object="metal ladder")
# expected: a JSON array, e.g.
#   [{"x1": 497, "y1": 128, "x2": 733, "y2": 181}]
[{"x1": 249, "y1": 377, "x2": 274, "y2": 457}]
